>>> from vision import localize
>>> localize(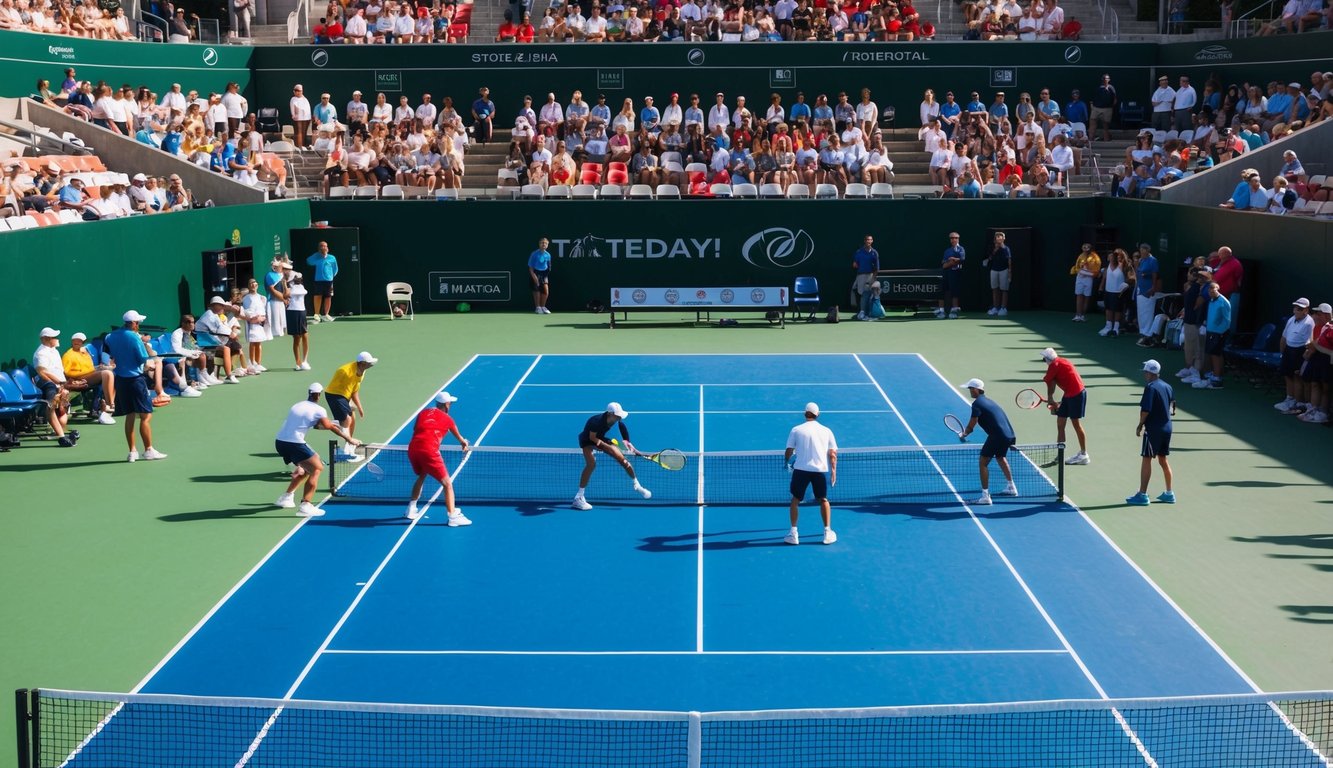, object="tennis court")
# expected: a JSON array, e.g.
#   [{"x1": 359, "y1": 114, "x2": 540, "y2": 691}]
[{"x1": 28, "y1": 354, "x2": 1333, "y2": 767}]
